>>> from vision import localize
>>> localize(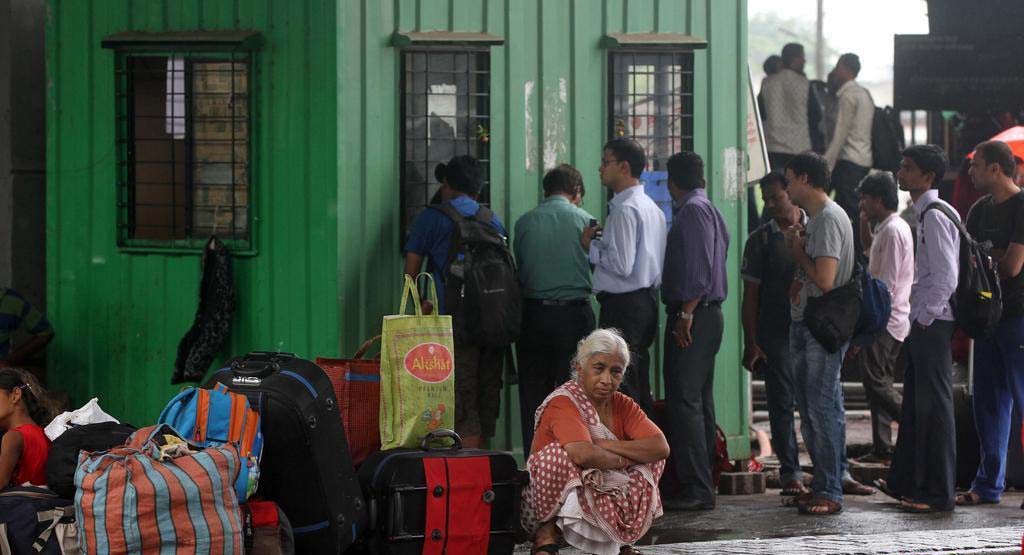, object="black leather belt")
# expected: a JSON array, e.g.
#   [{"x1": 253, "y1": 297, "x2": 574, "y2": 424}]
[{"x1": 525, "y1": 298, "x2": 590, "y2": 307}]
